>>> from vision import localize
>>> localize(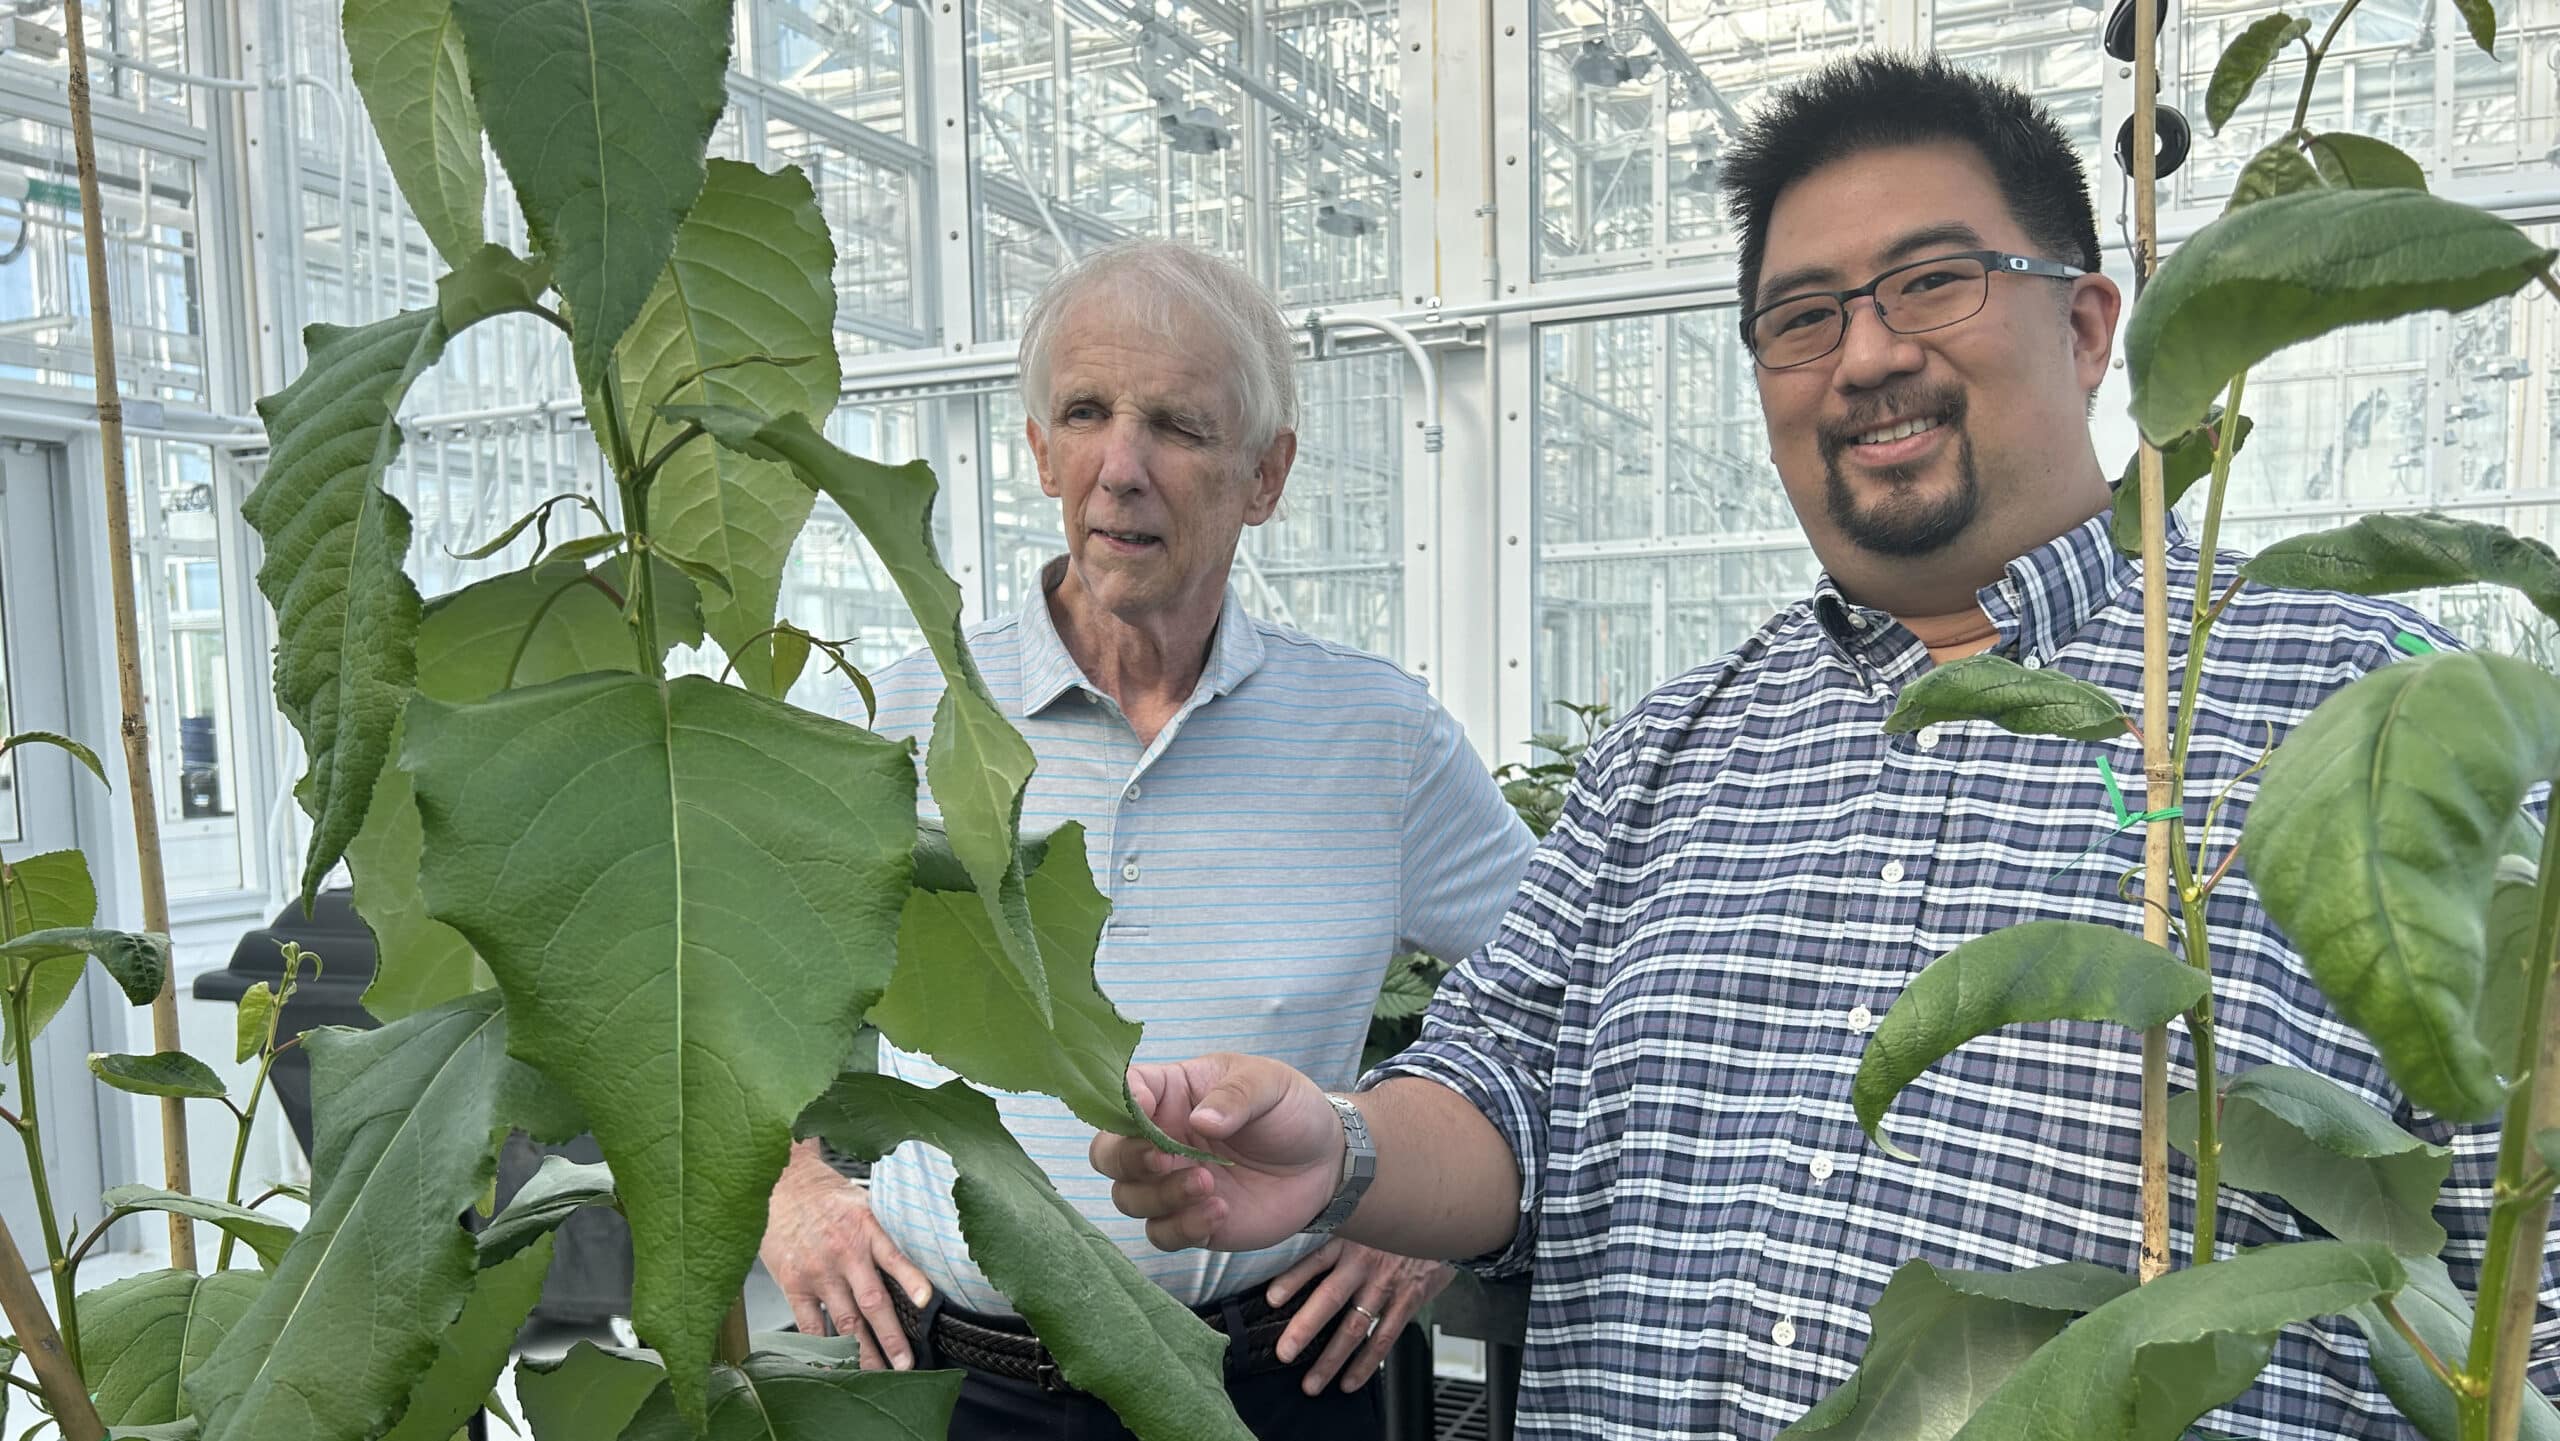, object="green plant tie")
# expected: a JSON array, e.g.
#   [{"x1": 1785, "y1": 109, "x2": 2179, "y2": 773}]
[
  {"x1": 2392, "y1": 630, "x2": 2438, "y2": 656},
  {"x1": 2051, "y1": 754, "x2": 2184, "y2": 879}
]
